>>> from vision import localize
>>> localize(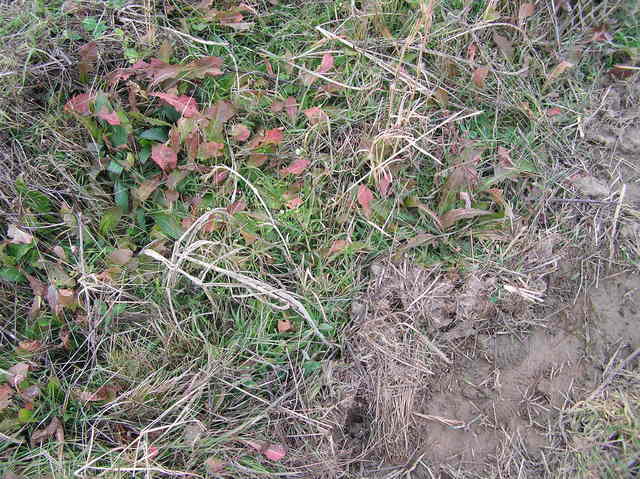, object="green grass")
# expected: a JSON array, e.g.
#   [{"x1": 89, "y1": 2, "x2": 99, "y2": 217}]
[{"x1": 1, "y1": 0, "x2": 640, "y2": 477}]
